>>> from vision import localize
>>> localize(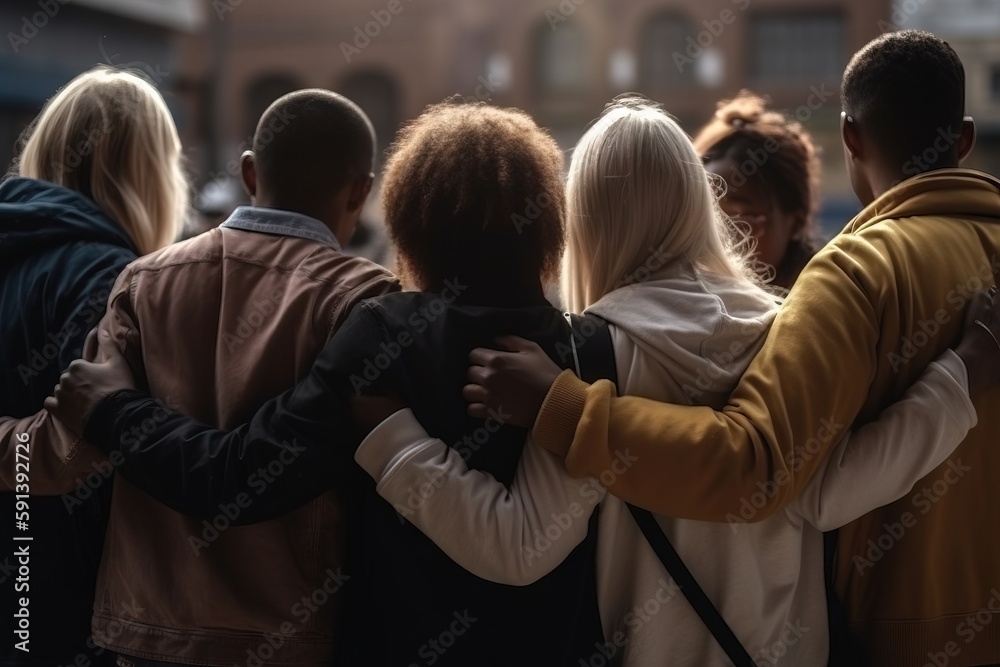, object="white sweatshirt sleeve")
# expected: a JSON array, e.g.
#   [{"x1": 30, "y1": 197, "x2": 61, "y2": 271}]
[
  {"x1": 792, "y1": 349, "x2": 977, "y2": 531},
  {"x1": 354, "y1": 409, "x2": 605, "y2": 585}
]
